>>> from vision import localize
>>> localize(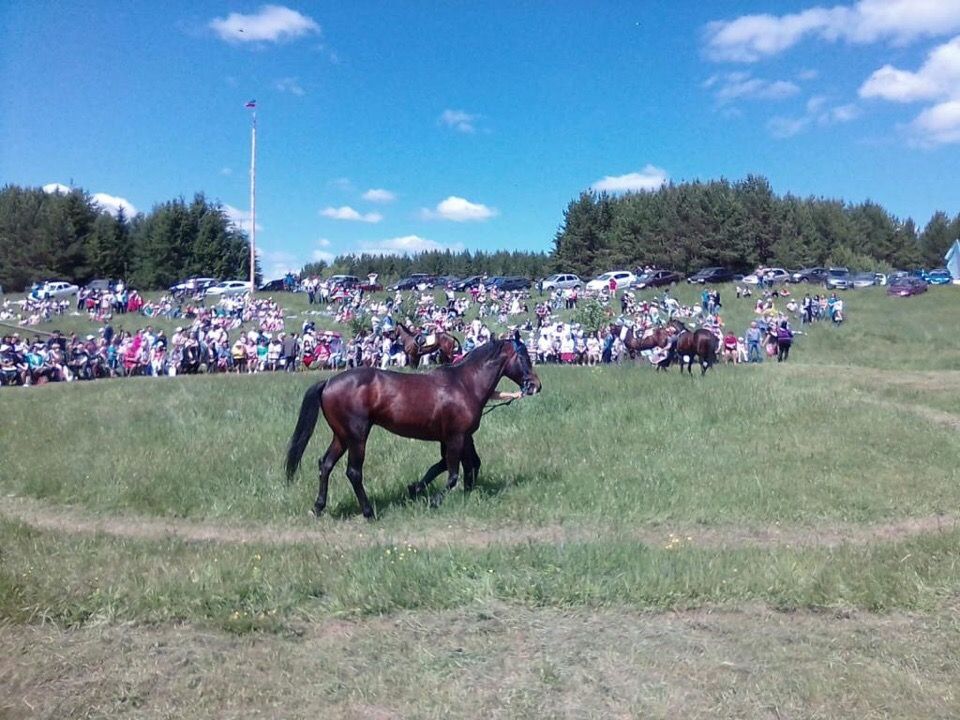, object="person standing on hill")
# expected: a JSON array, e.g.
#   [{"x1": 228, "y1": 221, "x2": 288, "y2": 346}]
[
  {"x1": 746, "y1": 321, "x2": 762, "y2": 363},
  {"x1": 776, "y1": 321, "x2": 794, "y2": 362}
]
